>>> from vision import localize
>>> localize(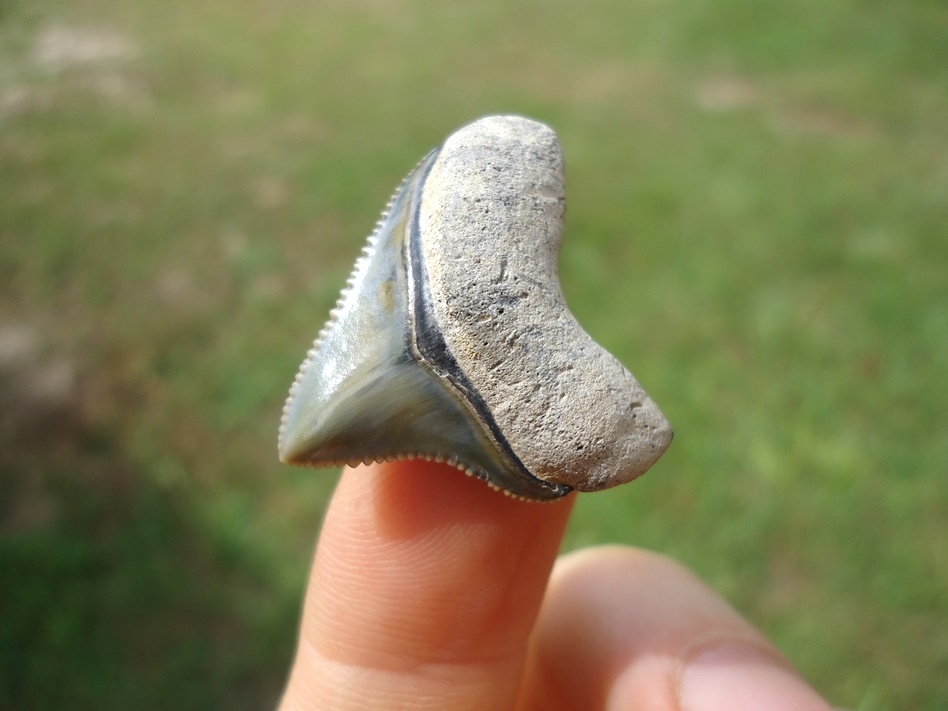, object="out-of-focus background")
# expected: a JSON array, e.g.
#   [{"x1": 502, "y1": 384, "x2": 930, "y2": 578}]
[{"x1": 1, "y1": 0, "x2": 945, "y2": 708}]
